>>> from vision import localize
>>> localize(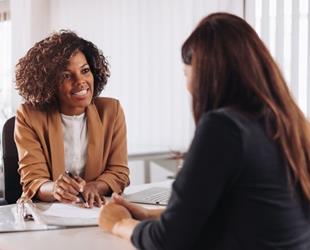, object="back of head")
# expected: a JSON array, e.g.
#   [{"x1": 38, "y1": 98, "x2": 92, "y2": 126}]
[
  {"x1": 182, "y1": 12, "x2": 291, "y2": 122},
  {"x1": 182, "y1": 12, "x2": 310, "y2": 201}
]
